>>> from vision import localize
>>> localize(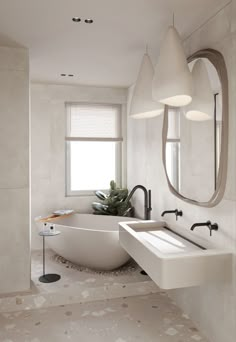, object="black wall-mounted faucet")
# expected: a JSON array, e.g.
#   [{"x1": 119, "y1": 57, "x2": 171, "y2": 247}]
[
  {"x1": 190, "y1": 221, "x2": 218, "y2": 236},
  {"x1": 161, "y1": 209, "x2": 183, "y2": 221}
]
